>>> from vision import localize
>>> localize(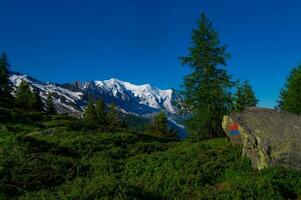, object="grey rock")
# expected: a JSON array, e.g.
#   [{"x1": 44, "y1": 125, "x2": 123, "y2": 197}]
[{"x1": 222, "y1": 107, "x2": 301, "y2": 170}]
